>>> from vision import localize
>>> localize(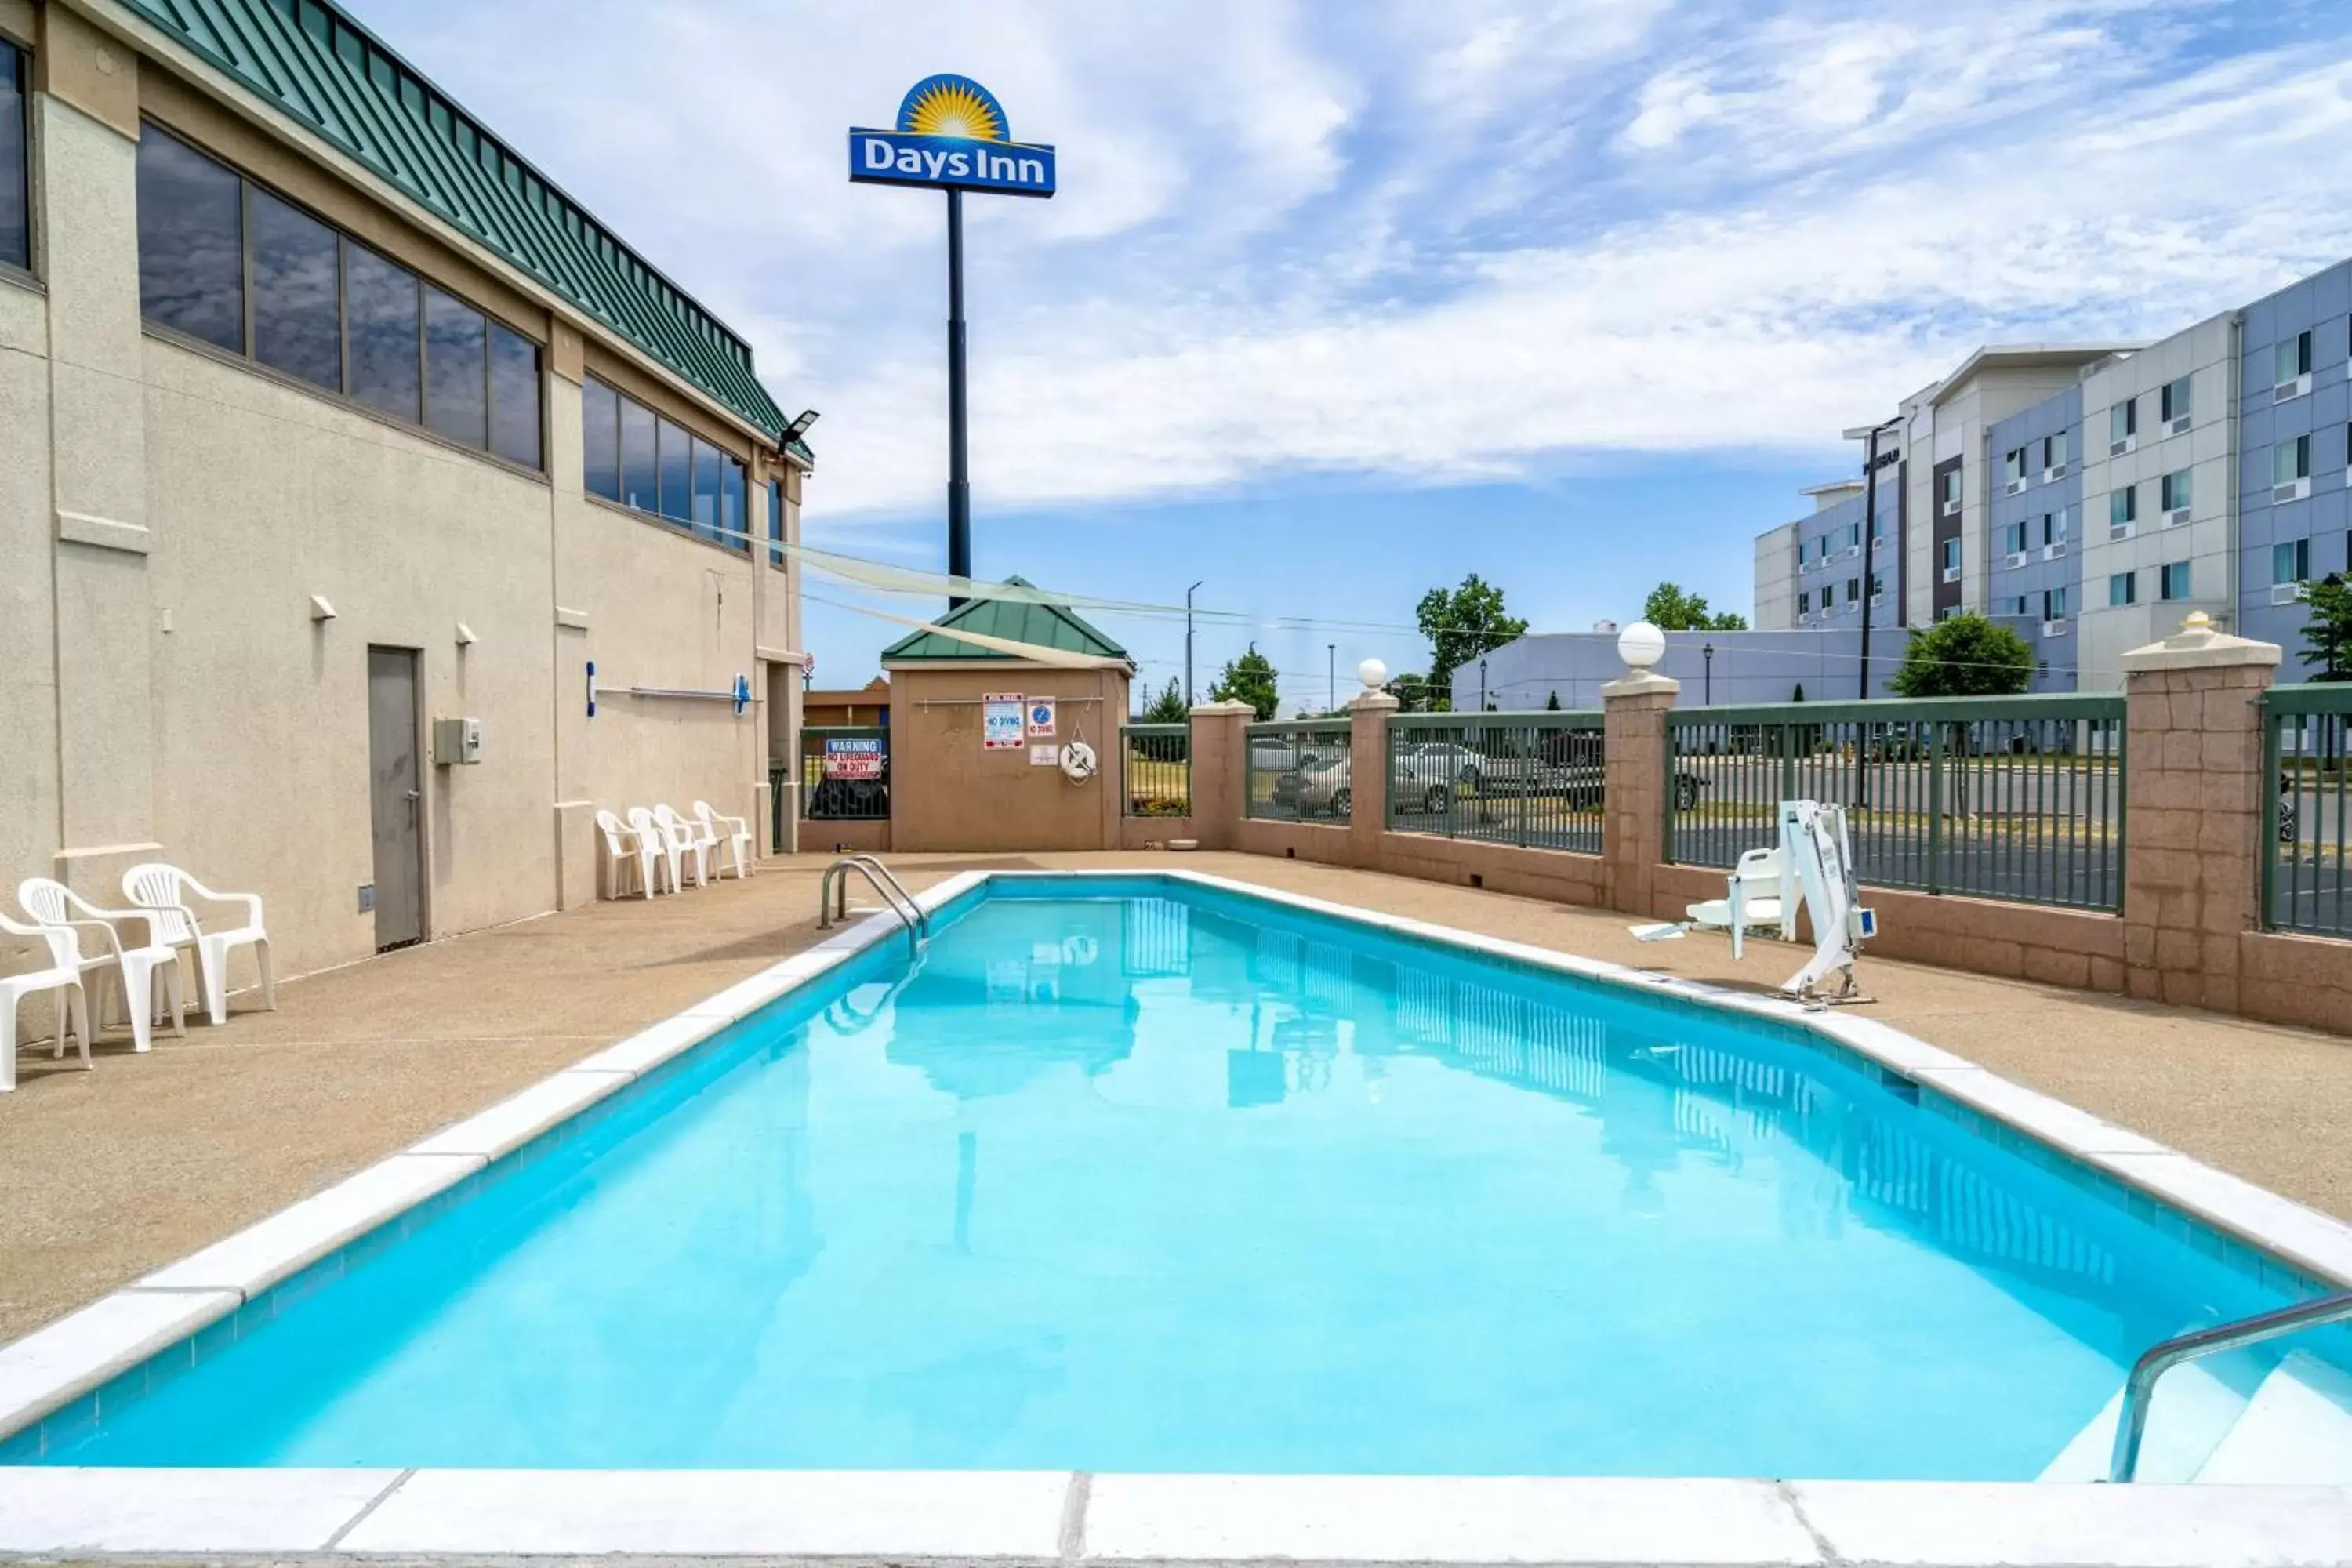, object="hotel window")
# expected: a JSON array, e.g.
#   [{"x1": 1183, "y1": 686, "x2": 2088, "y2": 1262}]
[
  {"x1": 2274, "y1": 538, "x2": 2310, "y2": 585},
  {"x1": 1798, "y1": 590, "x2": 1810, "y2": 616},
  {"x1": 2002, "y1": 520, "x2": 2027, "y2": 555},
  {"x1": 2161, "y1": 469, "x2": 2191, "y2": 511},
  {"x1": 1869, "y1": 572, "x2": 1884, "y2": 598},
  {"x1": 768, "y1": 478, "x2": 786, "y2": 568},
  {"x1": 579, "y1": 376, "x2": 750, "y2": 553},
  {"x1": 1940, "y1": 468, "x2": 1961, "y2": 510},
  {"x1": 2110, "y1": 397, "x2": 2136, "y2": 444},
  {"x1": 1870, "y1": 509, "x2": 1885, "y2": 543},
  {"x1": 2276, "y1": 330, "x2": 2313, "y2": 387},
  {"x1": 2003, "y1": 448, "x2": 2026, "y2": 483},
  {"x1": 2111, "y1": 485, "x2": 2137, "y2": 526},
  {"x1": 2160, "y1": 376, "x2": 2191, "y2": 423},
  {"x1": 2041, "y1": 431, "x2": 2067, "y2": 469},
  {"x1": 2002, "y1": 593, "x2": 2030, "y2": 617},
  {"x1": 1846, "y1": 576, "x2": 1860, "y2": 604},
  {"x1": 2043, "y1": 586, "x2": 2069, "y2": 621},
  {"x1": 2045, "y1": 508, "x2": 2068, "y2": 545},
  {"x1": 2160, "y1": 561, "x2": 2192, "y2": 601},
  {"x1": 133, "y1": 123, "x2": 544, "y2": 469},
  {"x1": 2275, "y1": 433, "x2": 2312, "y2": 483},
  {"x1": 1940, "y1": 537, "x2": 1961, "y2": 572},
  {"x1": 2109, "y1": 572, "x2": 2136, "y2": 607},
  {"x1": 2, "y1": 38, "x2": 29, "y2": 274},
  {"x1": 1848, "y1": 521, "x2": 1861, "y2": 550},
  {"x1": 1795, "y1": 538, "x2": 1807, "y2": 566}
]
